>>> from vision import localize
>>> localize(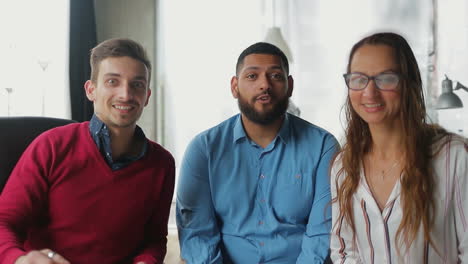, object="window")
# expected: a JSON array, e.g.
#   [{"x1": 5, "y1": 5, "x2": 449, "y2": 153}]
[
  {"x1": 158, "y1": 0, "x2": 265, "y2": 169},
  {"x1": 436, "y1": 0, "x2": 468, "y2": 137},
  {"x1": 0, "y1": 0, "x2": 70, "y2": 118}
]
